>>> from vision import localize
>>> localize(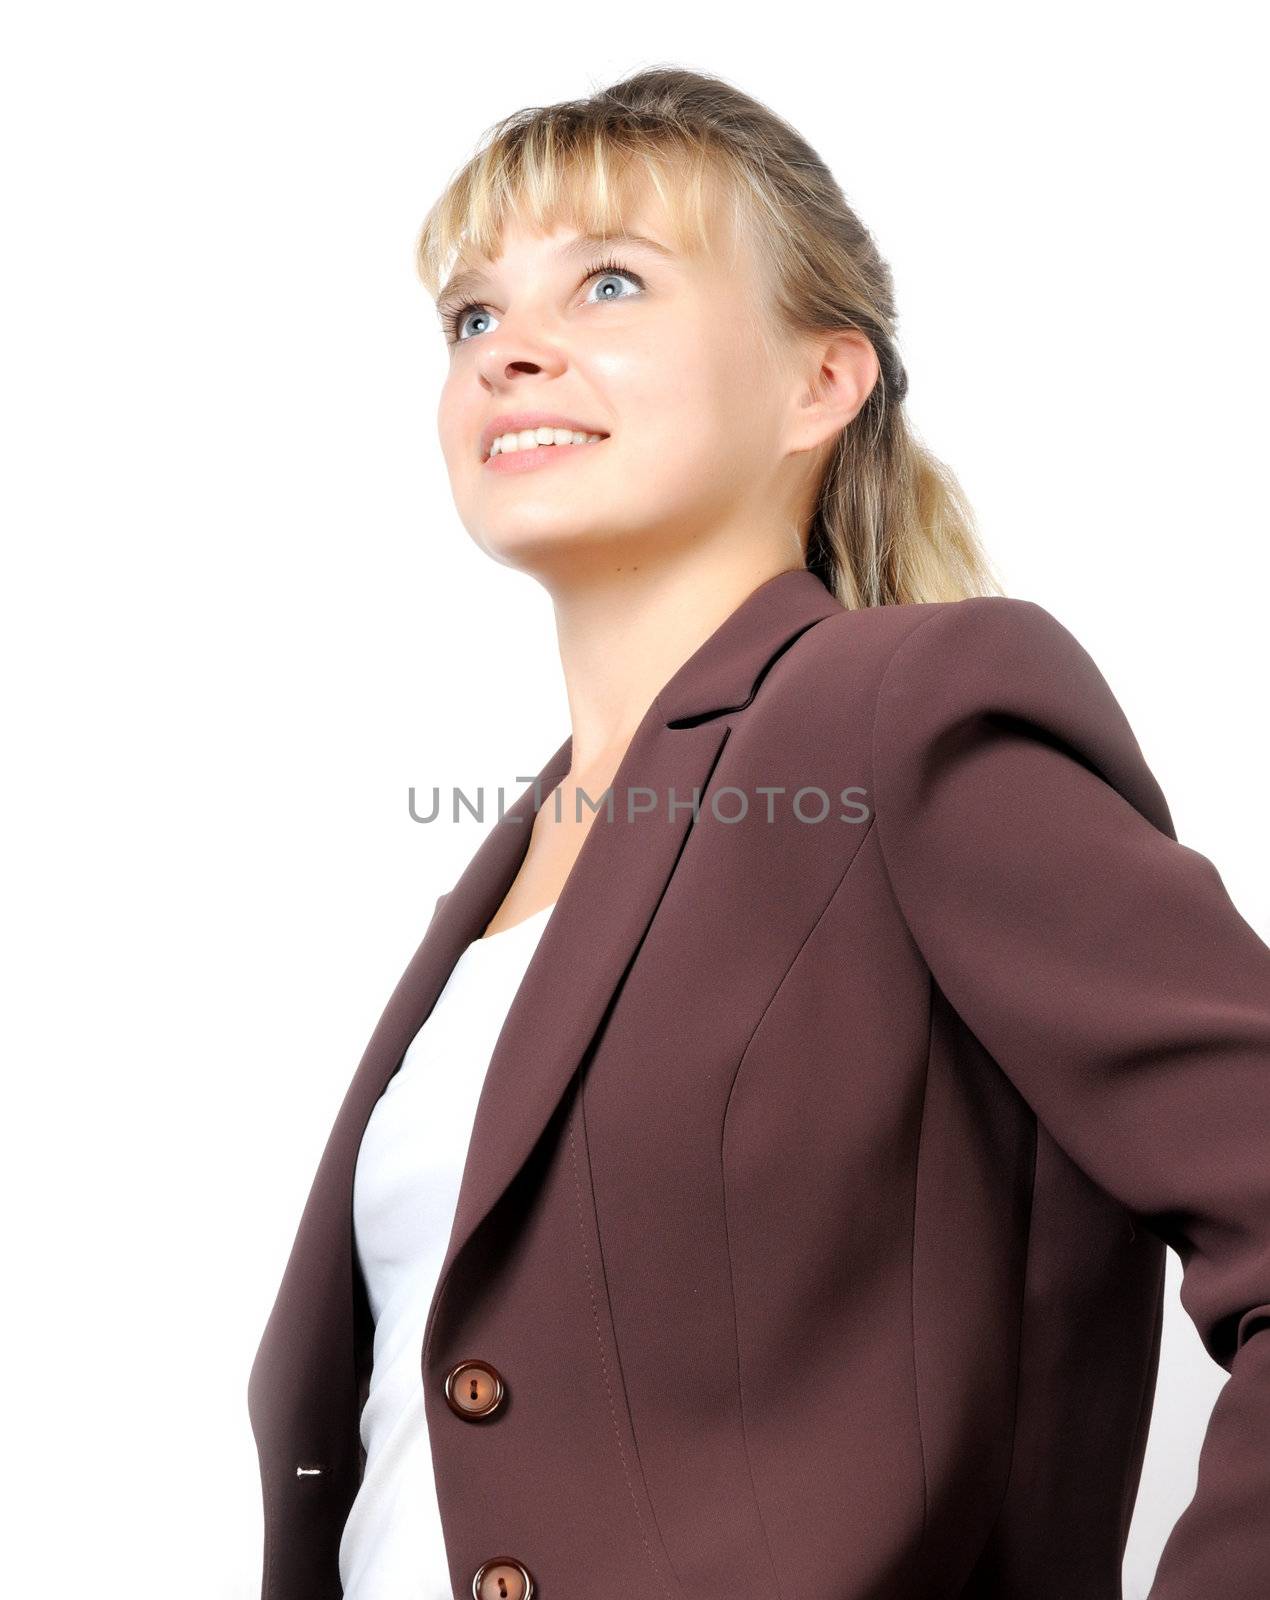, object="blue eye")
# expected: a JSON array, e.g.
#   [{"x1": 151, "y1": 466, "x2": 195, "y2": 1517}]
[
  {"x1": 439, "y1": 258, "x2": 646, "y2": 346},
  {"x1": 447, "y1": 308, "x2": 489, "y2": 343},
  {"x1": 585, "y1": 266, "x2": 643, "y2": 304}
]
